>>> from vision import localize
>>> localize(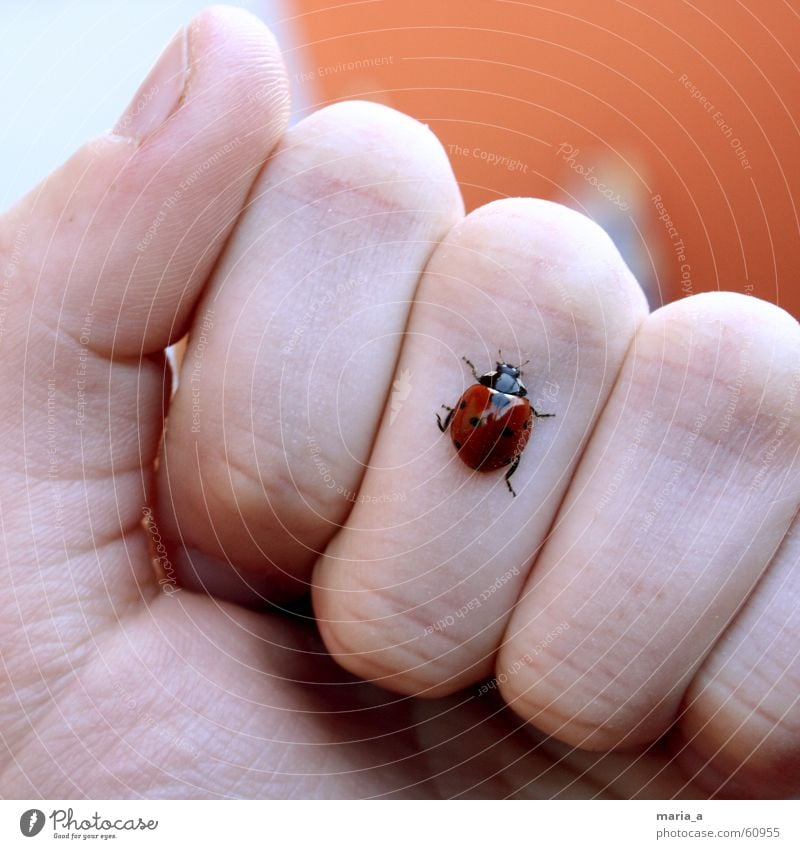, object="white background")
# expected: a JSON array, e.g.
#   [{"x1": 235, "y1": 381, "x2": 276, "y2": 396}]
[{"x1": 0, "y1": 0, "x2": 303, "y2": 208}]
